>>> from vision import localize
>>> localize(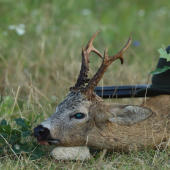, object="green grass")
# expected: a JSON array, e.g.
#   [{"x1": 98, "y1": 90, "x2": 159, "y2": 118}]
[
  {"x1": 1, "y1": 0, "x2": 170, "y2": 169},
  {"x1": 0, "y1": 150, "x2": 170, "y2": 169}
]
